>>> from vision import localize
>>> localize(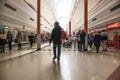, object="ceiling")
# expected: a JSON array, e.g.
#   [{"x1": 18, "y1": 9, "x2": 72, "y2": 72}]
[
  {"x1": 0, "y1": 0, "x2": 120, "y2": 33},
  {"x1": 71, "y1": 0, "x2": 120, "y2": 32}
]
